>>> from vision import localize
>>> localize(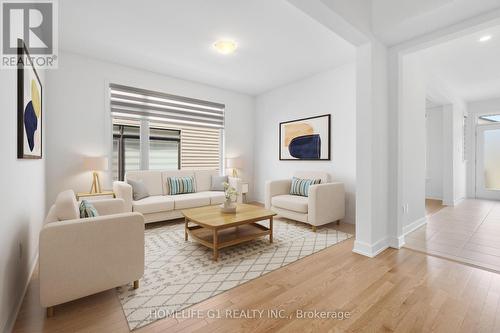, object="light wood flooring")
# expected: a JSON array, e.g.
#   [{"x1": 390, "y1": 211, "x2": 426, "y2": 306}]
[
  {"x1": 12, "y1": 212, "x2": 500, "y2": 333},
  {"x1": 425, "y1": 198, "x2": 445, "y2": 217},
  {"x1": 406, "y1": 199, "x2": 500, "y2": 273}
]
